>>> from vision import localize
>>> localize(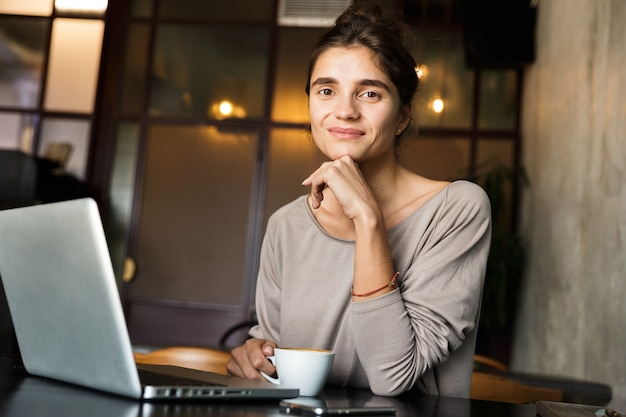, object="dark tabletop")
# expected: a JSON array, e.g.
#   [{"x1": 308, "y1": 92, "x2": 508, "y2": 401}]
[{"x1": 0, "y1": 355, "x2": 536, "y2": 417}]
